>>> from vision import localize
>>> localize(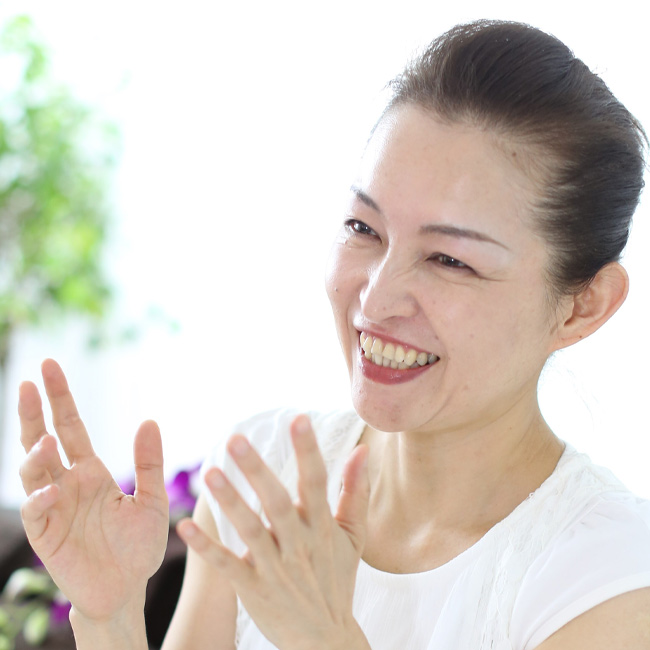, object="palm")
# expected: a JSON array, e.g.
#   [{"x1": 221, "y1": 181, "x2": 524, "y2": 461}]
[
  {"x1": 38, "y1": 456, "x2": 168, "y2": 618},
  {"x1": 19, "y1": 360, "x2": 169, "y2": 621}
]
